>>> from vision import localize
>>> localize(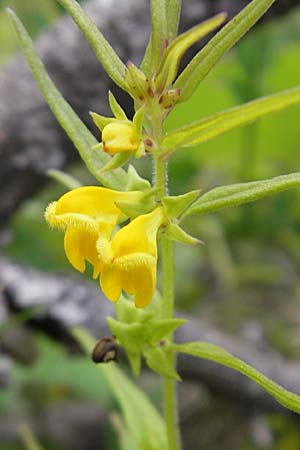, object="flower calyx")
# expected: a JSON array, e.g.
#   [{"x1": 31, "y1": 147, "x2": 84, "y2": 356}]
[
  {"x1": 90, "y1": 92, "x2": 146, "y2": 170},
  {"x1": 107, "y1": 297, "x2": 185, "y2": 377}
]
